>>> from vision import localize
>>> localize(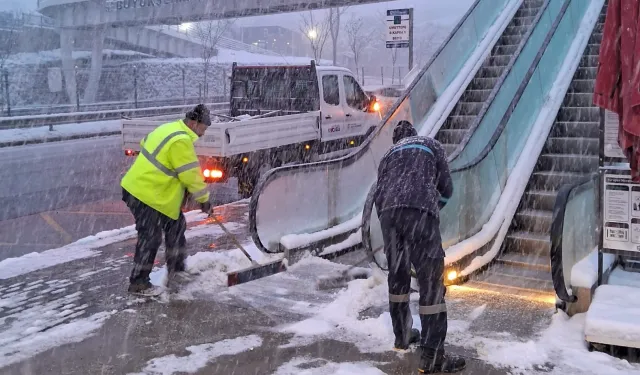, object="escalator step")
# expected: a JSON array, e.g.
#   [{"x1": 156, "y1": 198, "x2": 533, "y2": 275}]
[
  {"x1": 504, "y1": 231, "x2": 551, "y2": 256},
  {"x1": 487, "y1": 55, "x2": 512, "y2": 66},
  {"x1": 568, "y1": 79, "x2": 595, "y2": 93},
  {"x1": 511, "y1": 16, "x2": 537, "y2": 27},
  {"x1": 443, "y1": 115, "x2": 476, "y2": 130},
  {"x1": 589, "y1": 33, "x2": 603, "y2": 45},
  {"x1": 460, "y1": 89, "x2": 492, "y2": 103},
  {"x1": 562, "y1": 92, "x2": 594, "y2": 107},
  {"x1": 544, "y1": 137, "x2": 599, "y2": 155},
  {"x1": 531, "y1": 171, "x2": 590, "y2": 190},
  {"x1": 580, "y1": 55, "x2": 599, "y2": 68},
  {"x1": 573, "y1": 67, "x2": 598, "y2": 80},
  {"x1": 442, "y1": 143, "x2": 458, "y2": 156},
  {"x1": 585, "y1": 44, "x2": 601, "y2": 55},
  {"x1": 496, "y1": 253, "x2": 551, "y2": 272},
  {"x1": 492, "y1": 44, "x2": 519, "y2": 55},
  {"x1": 500, "y1": 34, "x2": 525, "y2": 46},
  {"x1": 537, "y1": 153, "x2": 599, "y2": 173},
  {"x1": 451, "y1": 102, "x2": 483, "y2": 116},
  {"x1": 478, "y1": 66, "x2": 507, "y2": 78},
  {"x1": 514, "y1": 209, "x2": 553, "y2": 233},
  {"x1": 504, "y1": 25, "x2": 529, "y2": 36},
  {"x1": 468, "y1": 77, "x2": 498, "y2": 90},
  {"x1": 436, "y1": 128, "x2": 468, "y2": 144},
  {"x1": 522, "y1": 190, "x2": 557, "y2": 212},
  {"x1": 550, "y1": 121, "x2": 599, "y2": 138},
  {"x1": 514, "y1": 7, "x2": 540, "y2": 18},
  {"x1": 471, "y1": 264, "x2": 553, "y2": 293},
  {"x1": 556, "y1": 106, "x2": 600, "y2": 122}
]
